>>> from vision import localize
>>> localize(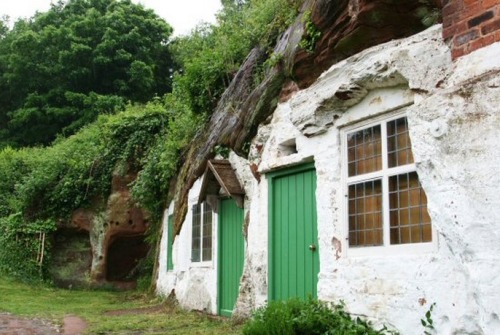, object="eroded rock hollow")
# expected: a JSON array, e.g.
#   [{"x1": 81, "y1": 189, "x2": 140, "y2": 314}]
[{"x1": 50, "y1": 169, "x2": 149, "y2": 288}]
